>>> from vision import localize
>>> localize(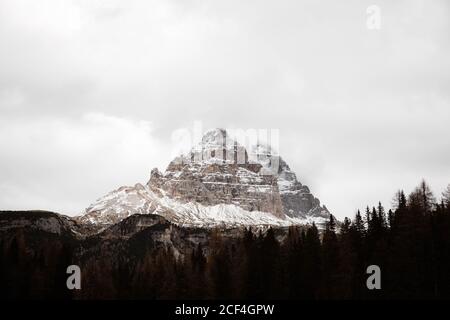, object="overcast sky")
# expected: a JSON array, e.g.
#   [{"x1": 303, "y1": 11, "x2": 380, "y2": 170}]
[{"x1": 0, "y1": 0, "x2": 449, "y2": 219}]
